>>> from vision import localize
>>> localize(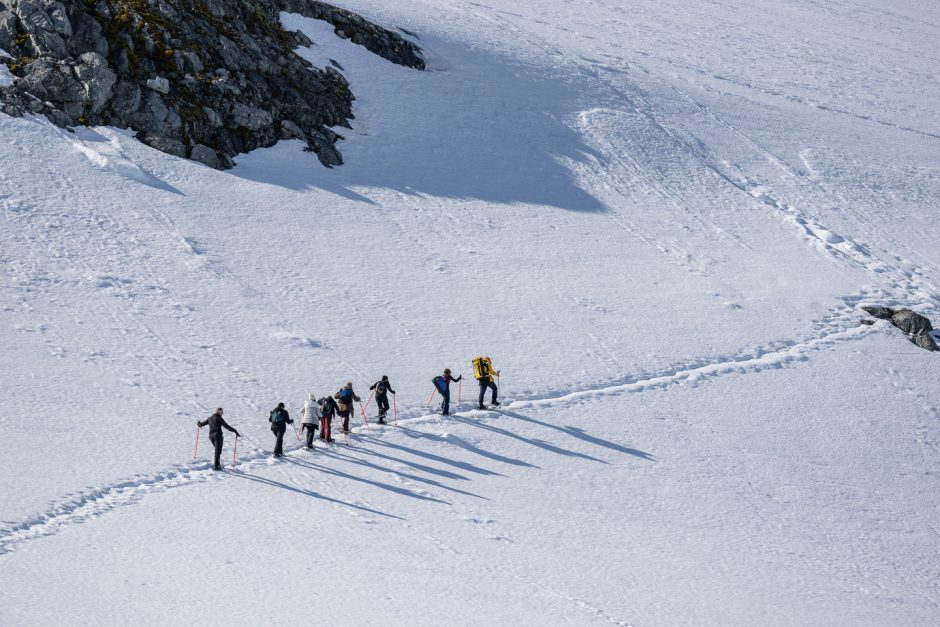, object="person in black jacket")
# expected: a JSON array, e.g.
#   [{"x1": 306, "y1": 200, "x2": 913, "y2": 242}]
[
  {"x1": 319, "y1": 396, "x2": 337, "y2": 442},
  {"x1": 369, "y1": 375, "x2": 396, "y2": 424},
  {"x1": 269, "y1": 402, "x2": 293, "y2": 457},
  {"x1": 197, "y1": 407, "x2": 240, "y2": 470}
]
